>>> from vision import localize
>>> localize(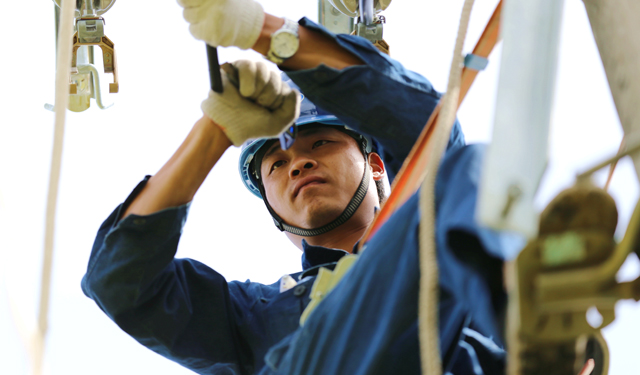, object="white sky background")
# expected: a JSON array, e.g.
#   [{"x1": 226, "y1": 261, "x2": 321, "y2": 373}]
[{"x1": 1, "y1": 0, "x2": 639, "y2": 374}]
